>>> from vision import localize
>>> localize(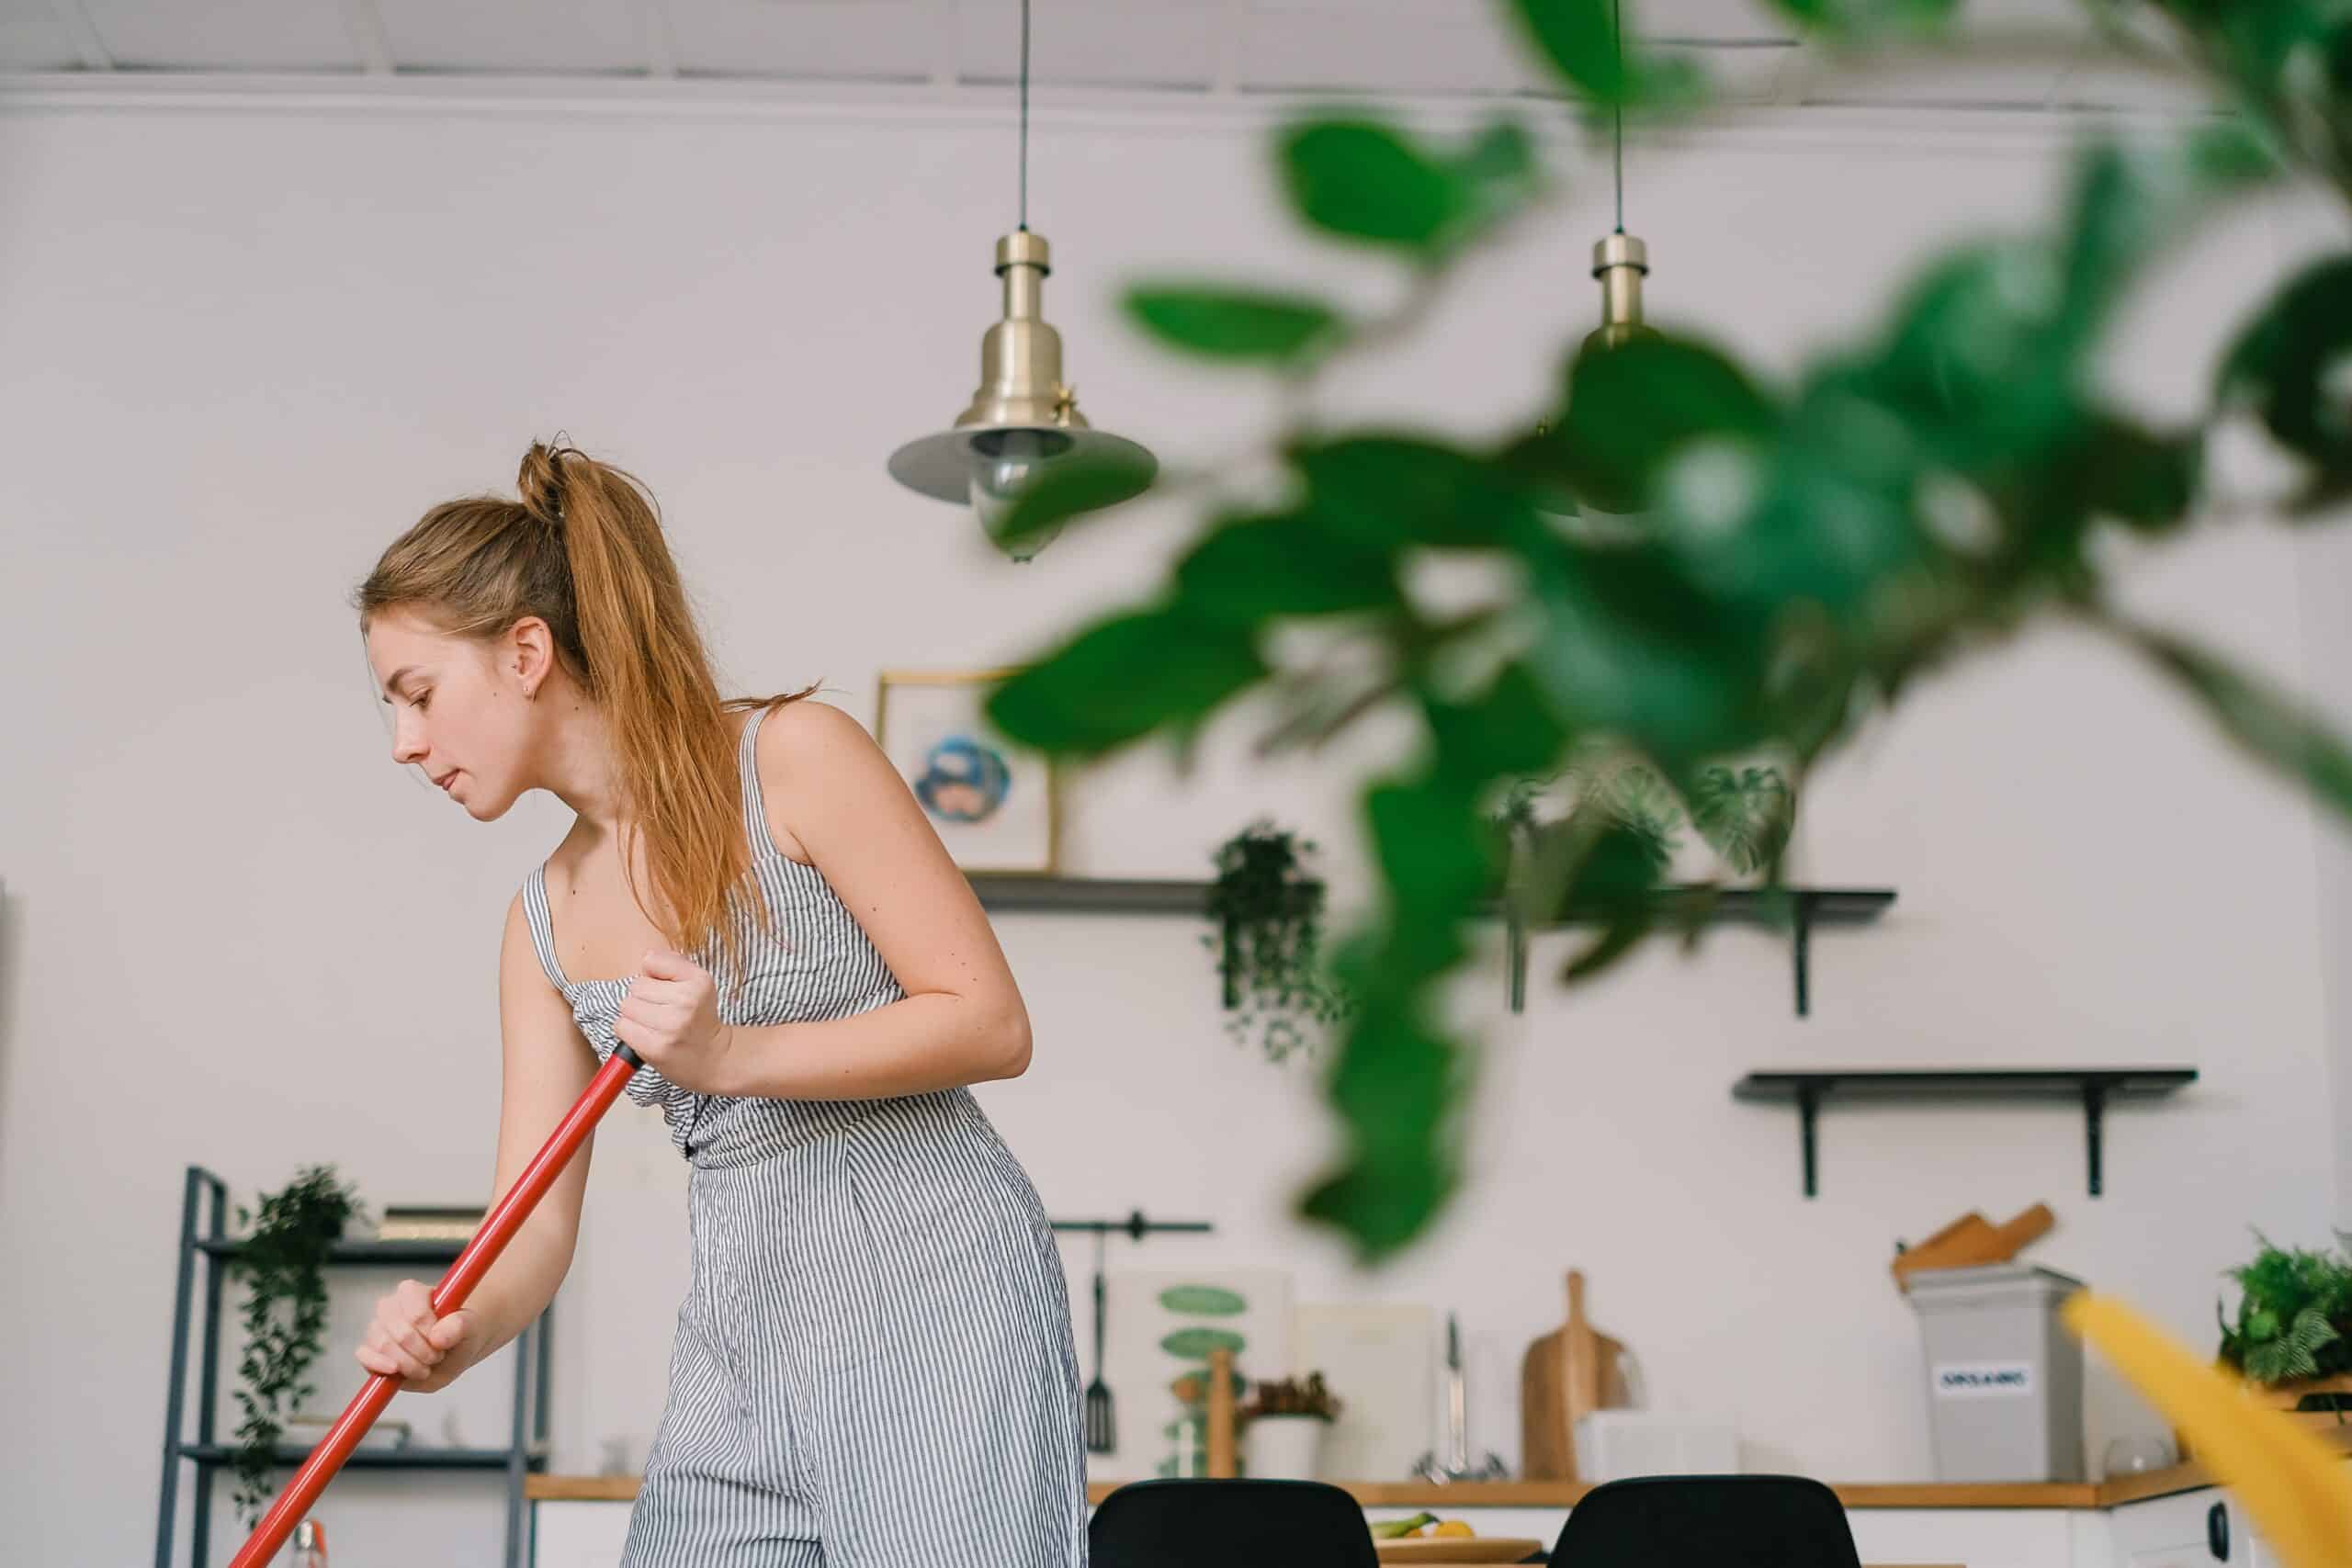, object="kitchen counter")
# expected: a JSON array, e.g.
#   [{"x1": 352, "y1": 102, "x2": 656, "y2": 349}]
[{"x1": 528, "y1": 1430, "x2": 2345, "y2": 1509}]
